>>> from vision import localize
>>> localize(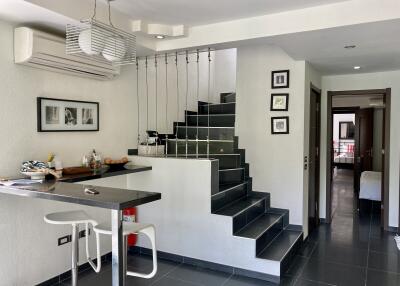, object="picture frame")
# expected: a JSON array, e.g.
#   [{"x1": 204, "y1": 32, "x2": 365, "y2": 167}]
[
  {"x1": 271, "y1": 116, "x2": 289, "y2": 134},
  {"x1": 37, "y1": 97, "x2": 99, "y2": 132},
  {"x1": 270, "y1": 93, "x2": 289, "y2": 111},
  {"x1": 271, "y1": 70, "x2": 290, "y2": 89}
]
